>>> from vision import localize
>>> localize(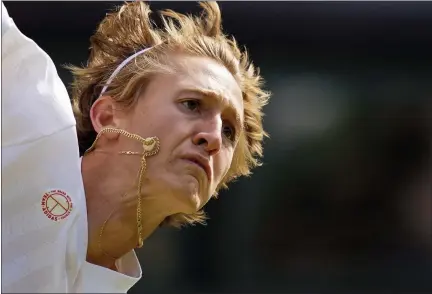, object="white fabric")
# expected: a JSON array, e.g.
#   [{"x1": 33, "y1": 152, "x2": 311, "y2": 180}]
[{"x1": 1, "y1": 2, "x2": 141, "y2": 292}]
